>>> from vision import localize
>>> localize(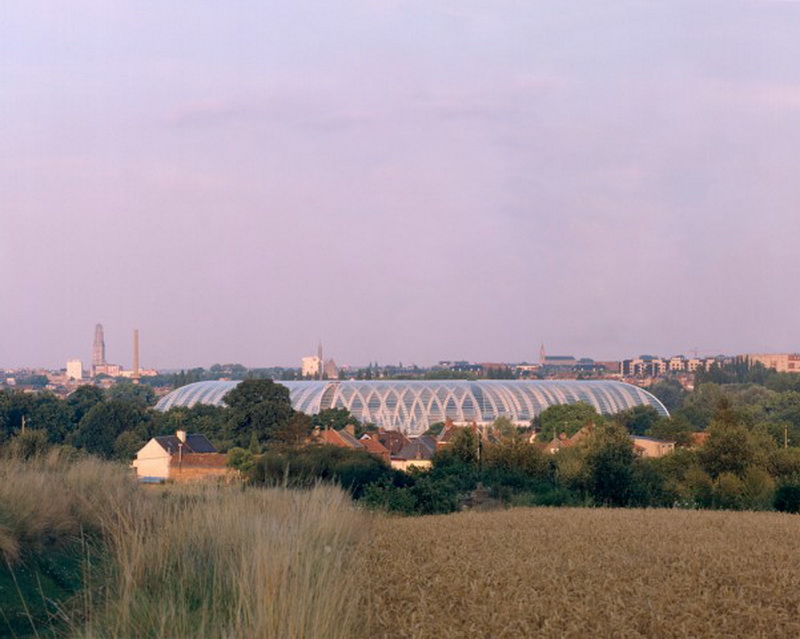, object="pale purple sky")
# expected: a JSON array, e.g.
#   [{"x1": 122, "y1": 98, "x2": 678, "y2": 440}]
[{"x1": 3, "y1": 1, "x2": 800, "y2": 369}]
